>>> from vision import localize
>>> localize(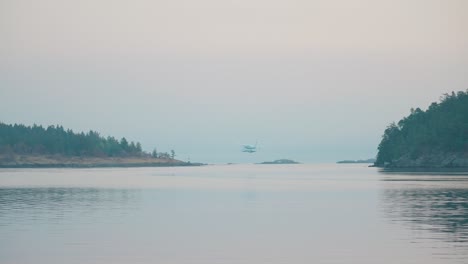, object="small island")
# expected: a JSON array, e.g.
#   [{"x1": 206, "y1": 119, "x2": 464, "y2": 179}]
[
  {"x1": 337, "y1": 158, "x2": 376, "y2": 164},
  {"x1": 0, "y1": 123, "x2": 202, "y2": 168},
  {"x1": 375, "y1": 90, "x2": 468, "y2": 169},
  {"x1": 258, "y1": 159, "x2": 300, "y2": 164}
]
